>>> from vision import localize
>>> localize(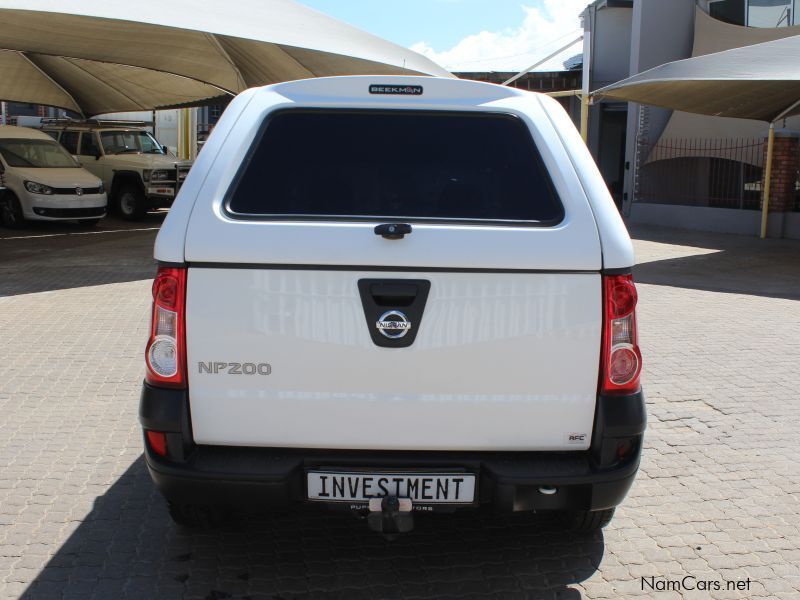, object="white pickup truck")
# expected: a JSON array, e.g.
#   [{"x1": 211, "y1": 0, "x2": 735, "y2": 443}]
[{"x1": 140, "y1": 76, "x2": 645, "y2": 534}]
